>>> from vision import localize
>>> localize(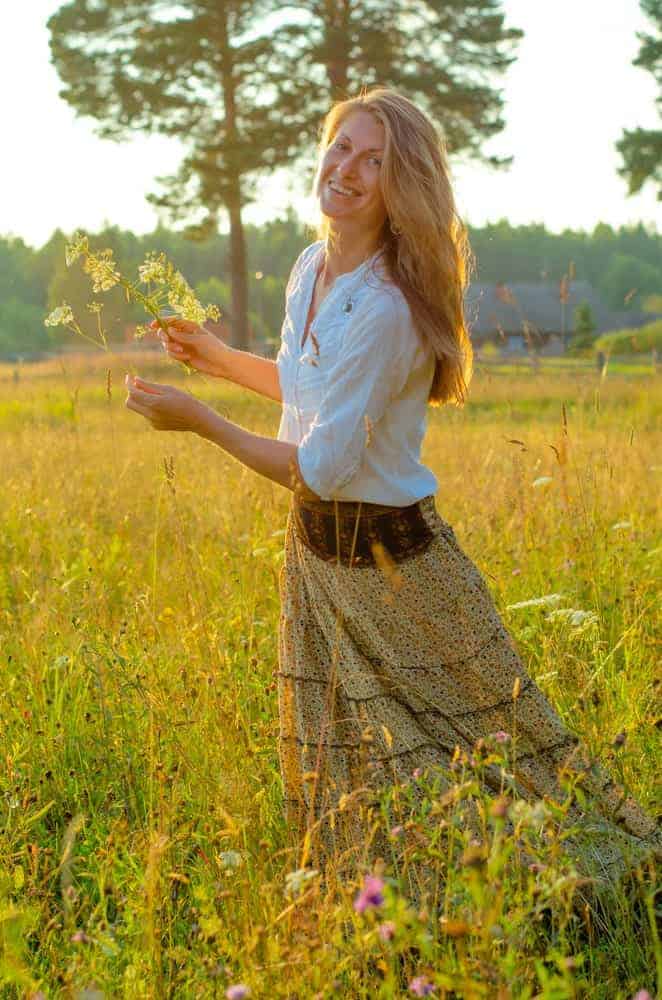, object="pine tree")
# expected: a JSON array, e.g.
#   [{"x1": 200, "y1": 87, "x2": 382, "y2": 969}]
[
  {"x1": 49, "y1": 1, "x2": 525, "y2": 350},
  {"x1": 277, "y1": 0, "x2": 524, "y2": 168},
  {"x1": 48, "y1": 1, "x2": 305, "y2": 349},
  {"x1": 616, "y1": 0, "x2": 662, "y2": 201}
]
